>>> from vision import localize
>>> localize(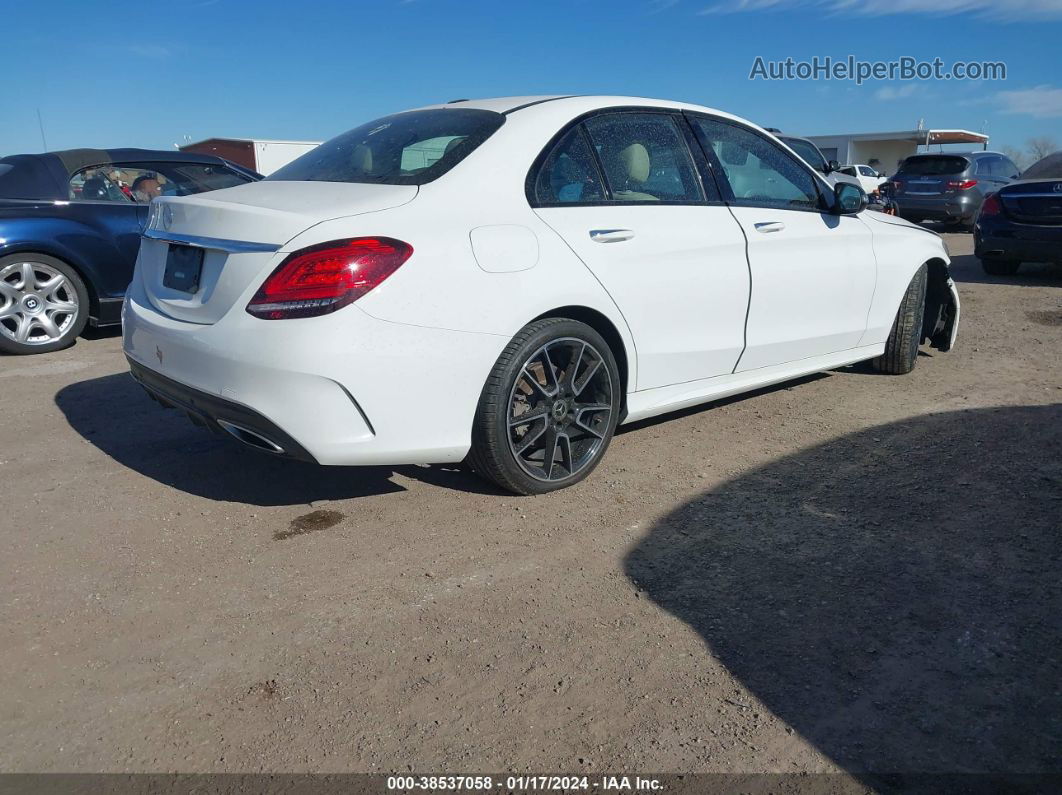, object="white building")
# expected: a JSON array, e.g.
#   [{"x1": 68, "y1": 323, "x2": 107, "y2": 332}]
[{"x1": 805, "y1": 128, "x2": 989, "y2": 176}]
